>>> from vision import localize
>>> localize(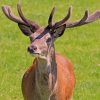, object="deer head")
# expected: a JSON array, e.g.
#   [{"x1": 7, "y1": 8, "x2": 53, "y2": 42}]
[{"x1": 2, "y1": 4, "x2": 100, "y2": 59}]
